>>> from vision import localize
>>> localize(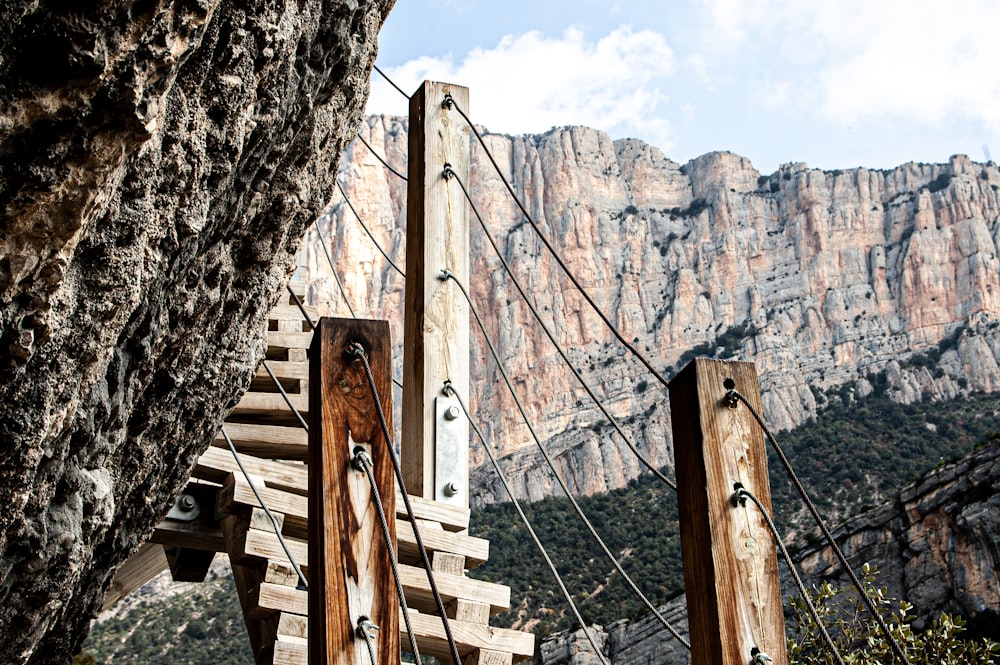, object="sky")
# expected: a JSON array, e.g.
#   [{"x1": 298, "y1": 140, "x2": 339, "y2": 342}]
[{"x1": 367, "y1": 0, "x2": 1000, "y2": 175}]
